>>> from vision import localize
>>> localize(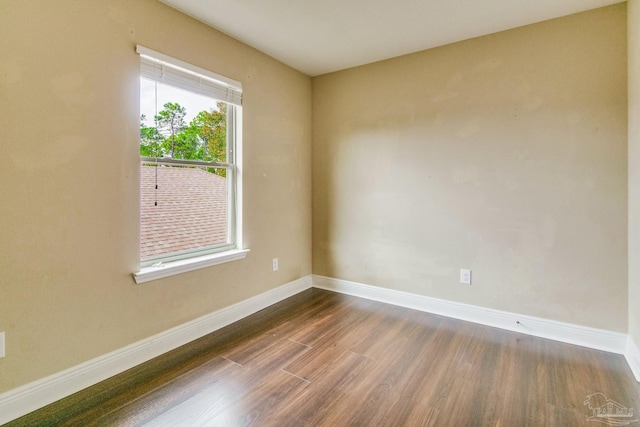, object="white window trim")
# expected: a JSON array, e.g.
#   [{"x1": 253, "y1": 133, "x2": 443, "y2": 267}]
[
  {"x1": 134, "y1": 249, "x2": 249, "y2": 284},
  {"x1": 133, "y1": 46, "x2": 246, "y2": 284}
]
